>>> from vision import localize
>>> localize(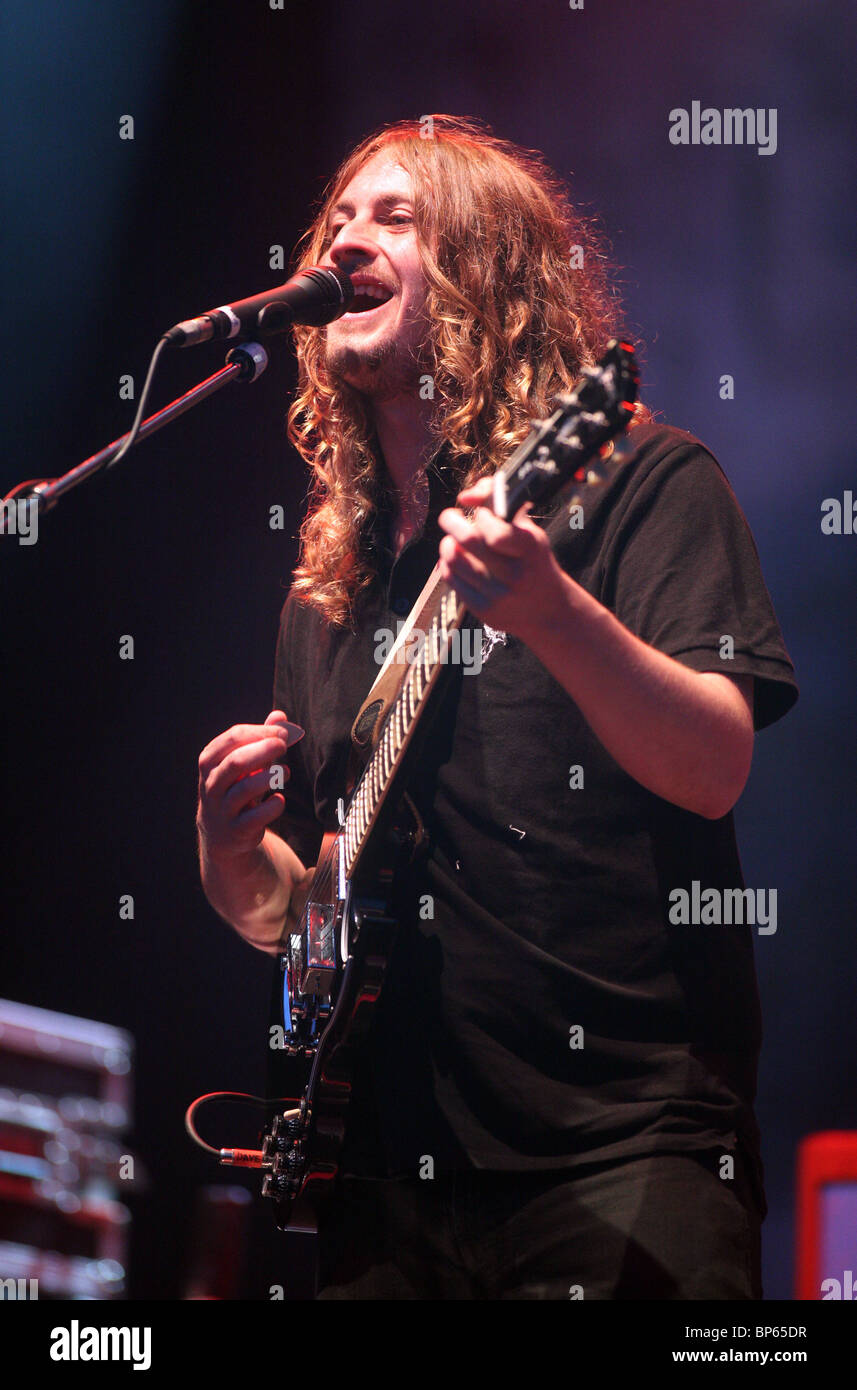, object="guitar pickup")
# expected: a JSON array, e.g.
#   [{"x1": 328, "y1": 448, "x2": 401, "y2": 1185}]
[{"x1": 301, "y1": 901, "x2": 338, "y2": 995}]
